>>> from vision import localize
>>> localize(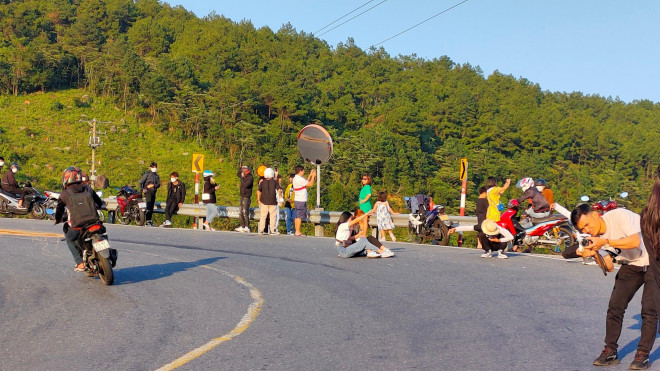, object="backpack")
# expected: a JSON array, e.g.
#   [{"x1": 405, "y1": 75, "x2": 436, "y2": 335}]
[{"x1": 67, "y1": 188, "x2": 99, "y2": 228}]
